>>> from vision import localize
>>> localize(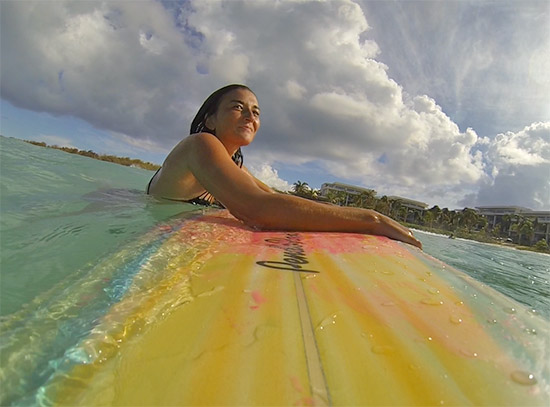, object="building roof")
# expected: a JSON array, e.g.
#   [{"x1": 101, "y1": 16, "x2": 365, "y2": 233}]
[
  {"x1": 476, "y1": 206, "x2": 550, "y2": 218},
  {"x1": 387, "y1": 196, "x2": 429, "y2": 210},
  {"x1": 476, "y1": 205, "x2": 532, "y2": 212},
  {"x1": 320, "y1": 182, "x2": 375, "y2": 194}
]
